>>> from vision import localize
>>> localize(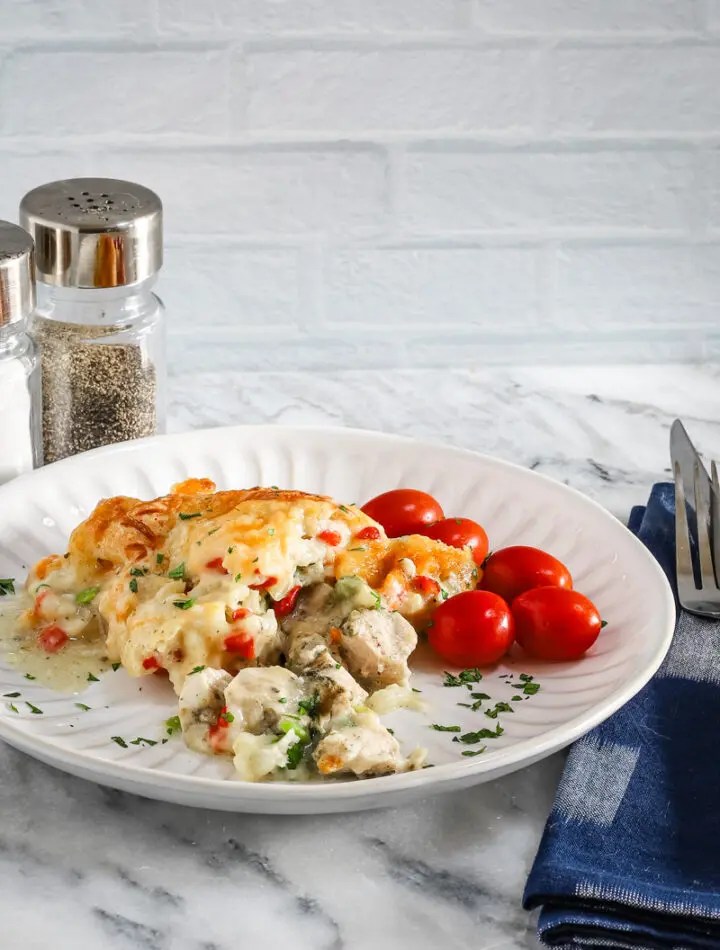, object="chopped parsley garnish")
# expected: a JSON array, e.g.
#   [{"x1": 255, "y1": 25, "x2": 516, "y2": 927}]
[
  {"x1": 253, "y1": 557, "x2": 259, "y2": 563},
  {"x1": 430, "y1": 724, "x2": 461, "y2": 732},
  {"x1": 484, "y1": 702, "x2": 514, "y2": 719},
  {"x1": 8, "y1": 703, "x2": 18, "y2": 714},
  {"x1": 234, "y1": 573, "x2": 242, "y2": 583},
  {"x1": 519, "y1": 673, "x2": 533, "y2": 682},
  {"x1": 462, "y1": 748, "x2": 486, "y2": 757},
  {"x1": 442, "y1": 668, "x2": 483, "y2": 687},
  {"x1": 220, "y1": 709, "x2": 235, "y2": 724},
  {"x1": 279, "y1": 697, "x2": 288, "y2": 704},
  {"x1": 512, "y1": 695, "x2": 522, "y2": 701},
  {"x1": 178, "y1": 512, "x2": 201, "y2": 520},
  {"x1": 165, "y1": 715, "x2": 182, "y2": 736},
  {"x1": 270, "y1": 485, "x2": 279, "y2": 491},
  {"x1": 75, "y1": 586, "x2": 100, "y2": 604},
  {"x1": 372, "y1": 591, "x2": 382, "y2": 609},
  {"x1": 267, "y1": 528, "x2": 275, "y2": 536},
  {"x1": 339, "y1": 505, "x2": 349, "y2": 513},
  {"x1": 471, "y1": 567, "x2": 478, "y2": 579},
  {"x1": 297, "y1": 692, "x2": 321, "y2": 719},
  {"x1": 75, "y1": 703, "x2": 91, "y2": 711},
  {"x1": 522, "y1": 682, "x2": 540, "y2": 695},
  {"x1": 348, "y1": 546, "x2": 366, "y2": 552},
  {"x1": 208, "y1": 528, "x2": 220, "y2": 536},
  {"x1": 130, "y1": 737, "x2": 157, "y2": 746},
  {"x1": 412, "y1": 687, "x2": 422, "y2": 693},
  {"x1": 173, "y1": 598, "x2": 195, "y2": 610},
  {"x1": 87, "y1": 672, "x2": 99, "y2": 682},
  {"x1": 228, "y1": 547, "x2": 235, "y2": 554},
  {"x1": 156, "y1": 553, "x2": 165, "y2": 564},
  {"x1": 452, "y1": 724, "x2": 503, "y2": 743},
  {"x1": 111, "y1": 662, "x2": 121, "y2": 672},
  {"x1": 129, "y1": 578, "x2": 138, "y2": 593},
  {"x1": 3, "y1": 692, "x2": 20, "y2": 698},
  {"x1": 26, "y1": 702, "x2": 43, "y2": 715},
  {"x1": 441, "y1": 589, "x2": 449, "y2": 600},
  {"x1": 0, "y1": 578, "x2": 15, "y2": 596},
  {"x1": 387, "y1": 727, "x2": 394, "y2": 735},
  {"x1": 24, "y1": 673, "x2": 36, "y2": 681},
  {"x1": 111, "y1": 736, "x2": 128, "y2": 748},
  {"x1": 509, "y1": 677, "x2": 540, "y2": 695},
  {"x1": 286, "y1": 741, "x2": 304, "y2": 770},
  {"x1": 167, "y1": 562, "x2": 185, "y2": 579},
  {"x1": 189, "y1": 665, "x2": 206, "y2": 675},
  {"x1": 129, "y1": 566, "x2": 147, "y2": 576},
  {"x1": 35, "y1": 583, "x2": 51, "y2": 591},
  {"x1": 601, "y1": 619, "x2": 608, "y2": 628}
]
